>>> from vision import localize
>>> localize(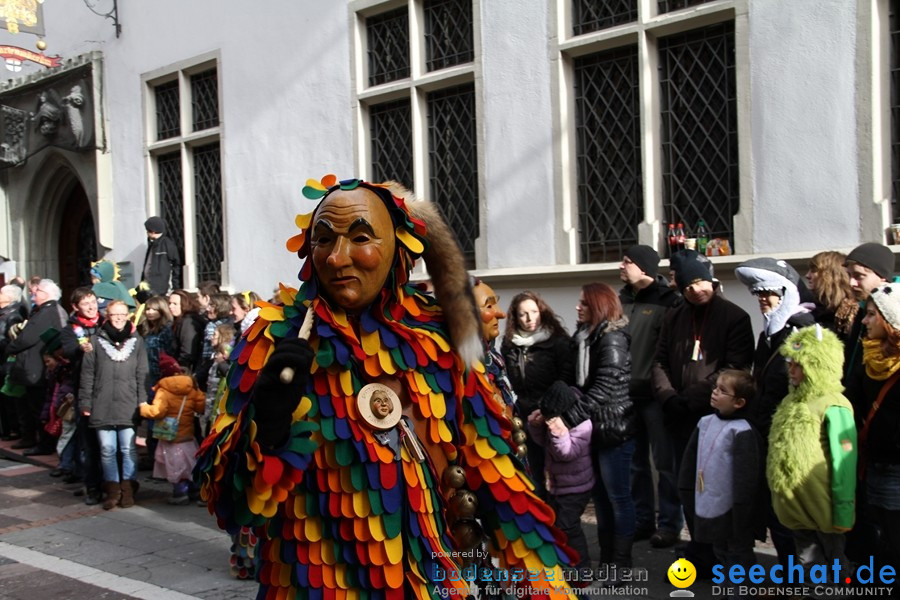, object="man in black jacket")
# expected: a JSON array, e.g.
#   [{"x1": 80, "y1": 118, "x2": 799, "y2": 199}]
[
  {"x1": 141, "y1": 216, "x2": 181, "y2": 296},
  {"x1": 6, "y1": 279, "x2": 68, "y2": 453},
  {"x1": 651, "y1": 251, "x2": 755, "y2": 573},
  {"x1": 618, "y1": 245, "x2": 682, "y2": 547}
]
